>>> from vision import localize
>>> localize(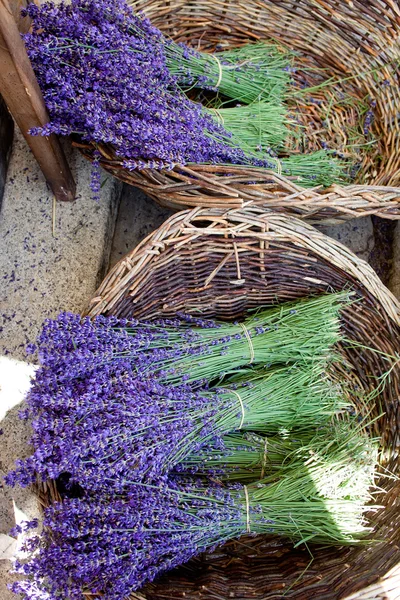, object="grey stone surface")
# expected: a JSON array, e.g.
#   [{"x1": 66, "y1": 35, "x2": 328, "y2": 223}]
[
  {"x1": 110, "y1": 185, "x2": 173, "y2": 268},
  {"x1": 319, "y1": 217, "x2": 375, "y2": 263},
  {"x1": 0, "y1": 129, "x2": 122, "y2": 596},
  {"x1": 0, "y1": 129, "x2": 122, "y2": 361},
  {"x1": 0, "y1": 358, "x2": 37, "y2": 600},
  {"x1": 0, "y1": 560, "x2": 15, "y2": 600}
]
